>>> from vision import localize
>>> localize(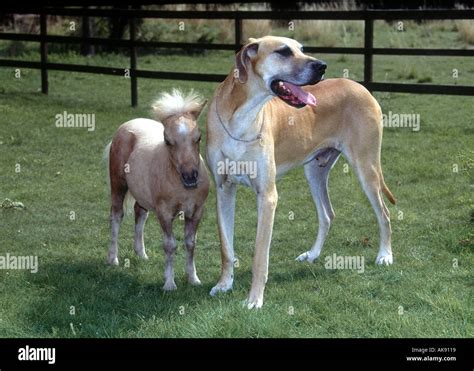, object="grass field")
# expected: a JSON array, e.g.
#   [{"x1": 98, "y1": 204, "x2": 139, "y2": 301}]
[{"x1": 0, "y1": 22, "x2": 473, "y2": 338}]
